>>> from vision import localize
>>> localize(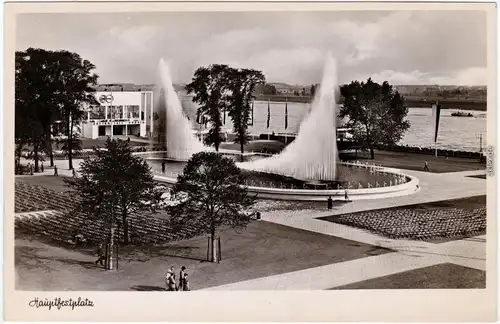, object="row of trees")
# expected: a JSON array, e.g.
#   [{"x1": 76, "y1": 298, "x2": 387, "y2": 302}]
[
  {"x1": 15, "y1": 48, "x2": 99, "y2": 172},
  {"x1": 185, "y1": 64, "x2": 265, "y2": 156}
]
